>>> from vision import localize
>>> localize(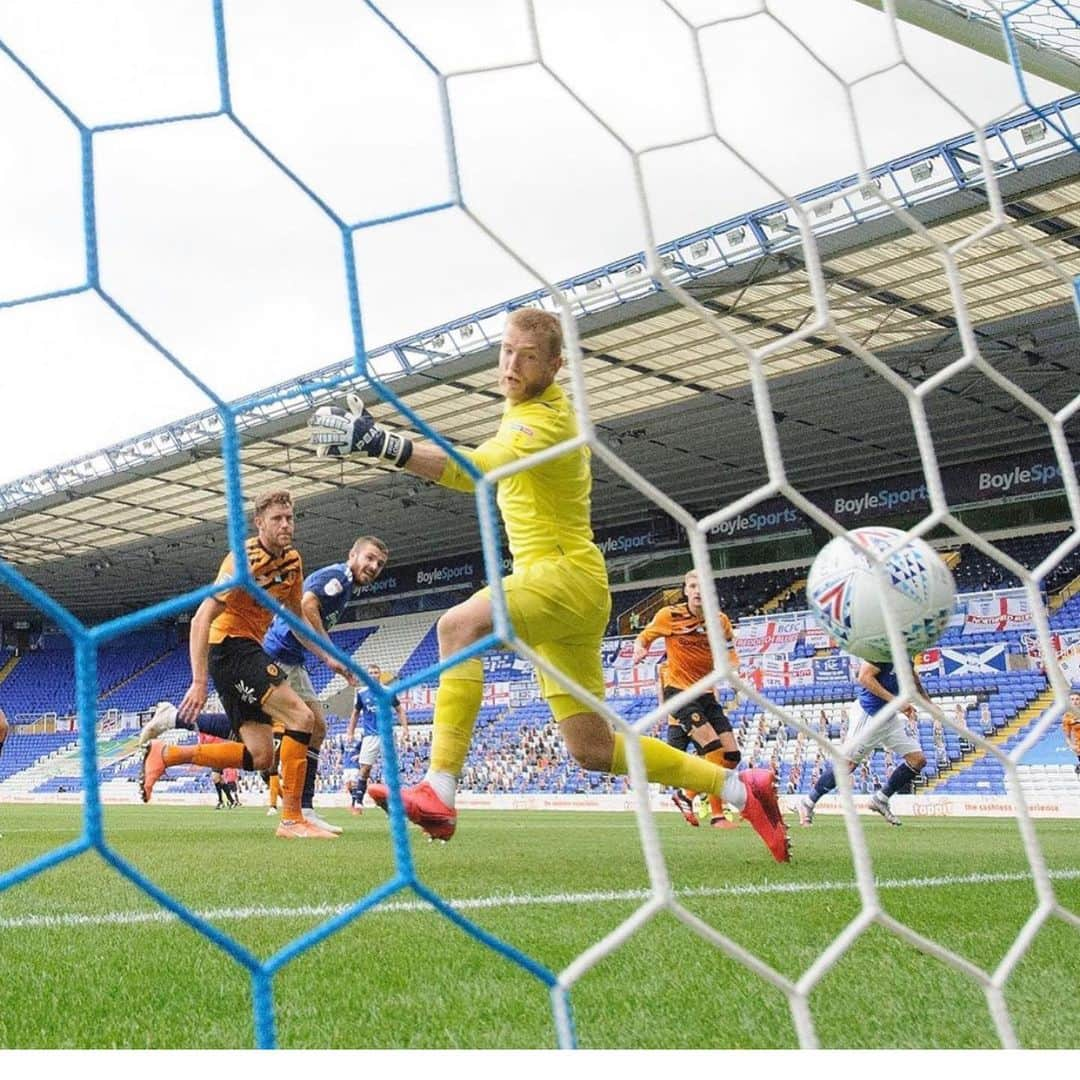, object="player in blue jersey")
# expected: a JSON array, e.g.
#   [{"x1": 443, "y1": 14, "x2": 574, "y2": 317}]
[
  {"x1": 344, "y1": 663, "x2": 408, "y2": 813},
  {"x1": 261, "y1": 536, "x2": 389, "y2": 831},
  {"x1": 798, "y1": 658, "x2": 928, "y2": 827}
]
